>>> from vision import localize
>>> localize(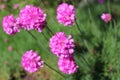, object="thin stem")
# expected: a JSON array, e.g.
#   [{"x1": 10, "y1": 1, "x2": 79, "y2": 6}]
[
  {"x1": 75, "y1": 20, "x2": 82, "y2": 34},
  {"x1": 44, "y1": 62, "x2": 66, "y2": 78},
  {"x1": 27, "y1": 31, "x2": 65, "y2": 78},
  {"x1": 46, "y1": 25, "x2": 54, "y2": 36},
  {"x1": 27, "y1": 31, "x2": 43, "y2": 48},
  {"x1": 41, "y1": 32, "x2": 49, "y2": 41}
]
